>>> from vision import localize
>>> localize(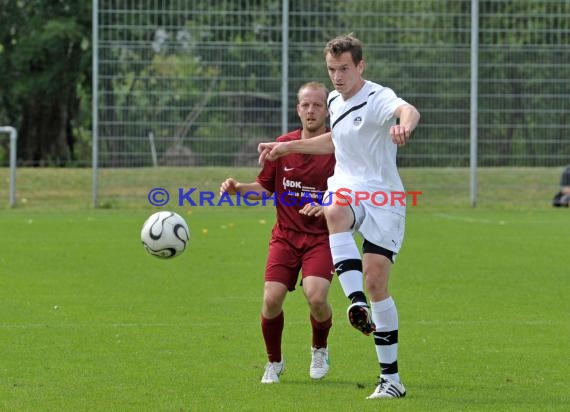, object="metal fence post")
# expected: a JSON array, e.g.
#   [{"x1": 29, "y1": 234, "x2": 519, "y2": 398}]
[{"x1": 470, "y1": 0, "x2": 479, "y2": 207}]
